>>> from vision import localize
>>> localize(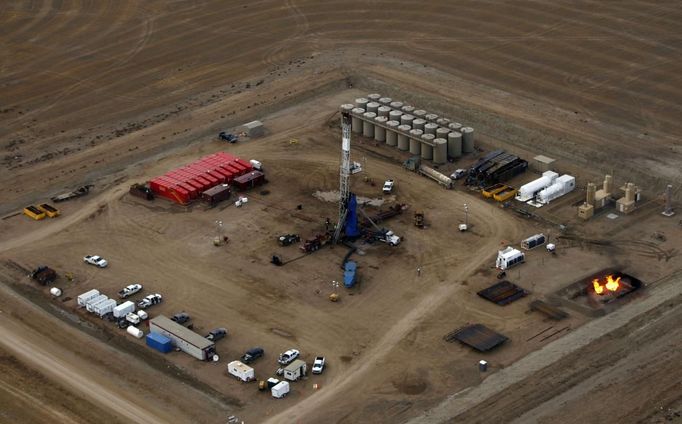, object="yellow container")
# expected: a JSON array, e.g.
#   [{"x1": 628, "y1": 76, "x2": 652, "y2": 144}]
[
  {"x1": 494, "y1": 188, "x2": 518, "y2": 202},
  {"x1": 38, "y1": 203, "x2": 60, "y2": 218},
  {"x1": 482, "y1": 183, "x2": 506, "y2": 198},
  {"x1": 23, "y1": 205, "x2": 46, "y2": 220}
]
